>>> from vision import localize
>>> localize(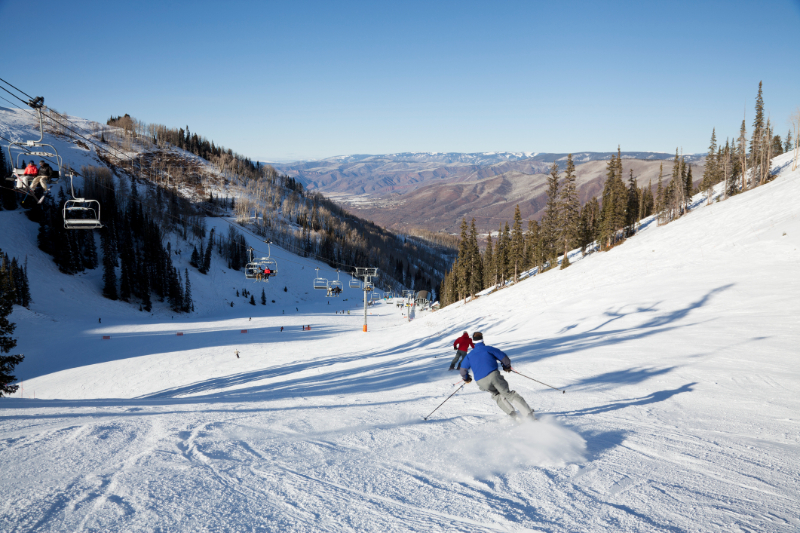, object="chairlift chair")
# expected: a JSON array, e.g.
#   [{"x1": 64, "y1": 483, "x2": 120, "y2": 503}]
[
  {"x1": 313, "y1": 267, "x2": 329, "y2": 290},
  {"x1": 5, "y1": 100, "x2": 63, "y2": 199},
  {"x1": 63, "y1": 198, "x2": 102, "y2": 230},
  {"x1": 261, "y1": 241, "x2": 278, "y2": 277},
  {"x1": 349, "y1": 276, "x2": 361, "y2": 289},
  {"x1": 328, "y1": 270, "x2": 343, "y2": 297},
  {"x1": 363, "y1": 281, "x2": 373, "y2": 292}
]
